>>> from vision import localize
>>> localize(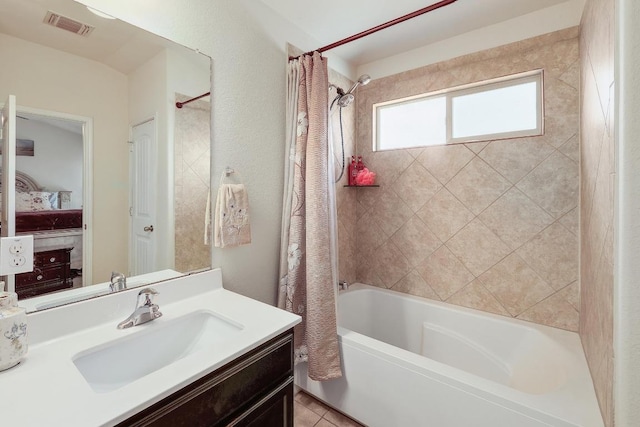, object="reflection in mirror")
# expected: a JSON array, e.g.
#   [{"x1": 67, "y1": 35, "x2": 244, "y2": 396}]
[{"x1": 0, "y1": 0, "x2": 212, "y2": 312}]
